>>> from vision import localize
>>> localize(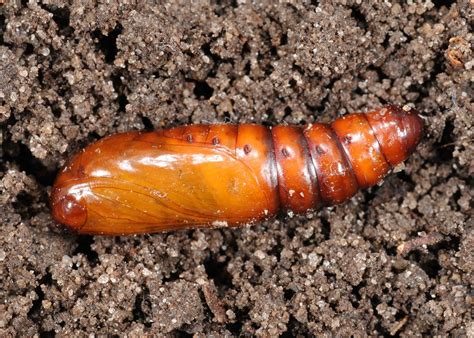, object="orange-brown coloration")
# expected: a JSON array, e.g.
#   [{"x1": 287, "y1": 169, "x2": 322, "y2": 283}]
[
  {"x1": 51, "y1": 105, "x2": 423, "y2": 235},
  {"x1": 304, "y1": 124, "x2": 358, "y2": 205},
  {"x1": 332, "y1": 113, "x2": 391, "y2": 188},
  {"x1": 272, "y1": 125, "x2": 319, "y2": 213}
]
